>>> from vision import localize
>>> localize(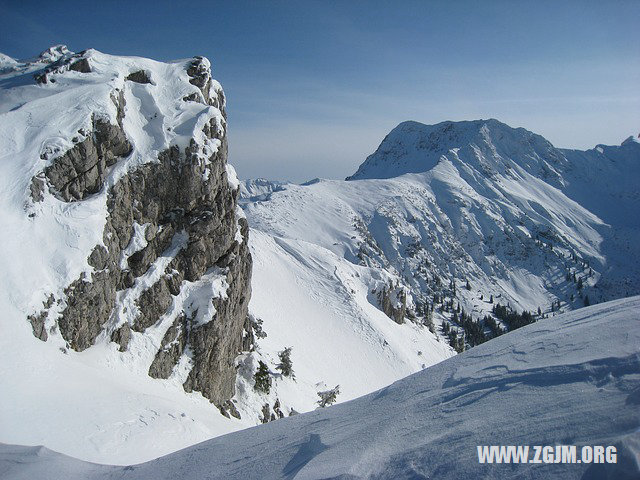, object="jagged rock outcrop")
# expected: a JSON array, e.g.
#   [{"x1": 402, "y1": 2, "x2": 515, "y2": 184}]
[
  {"x1": 21, "y1": 49, "x2": 252, "y2": 407},
  {"x1": 376, "y1": 282, "x2": 408, "y2": 324}
]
